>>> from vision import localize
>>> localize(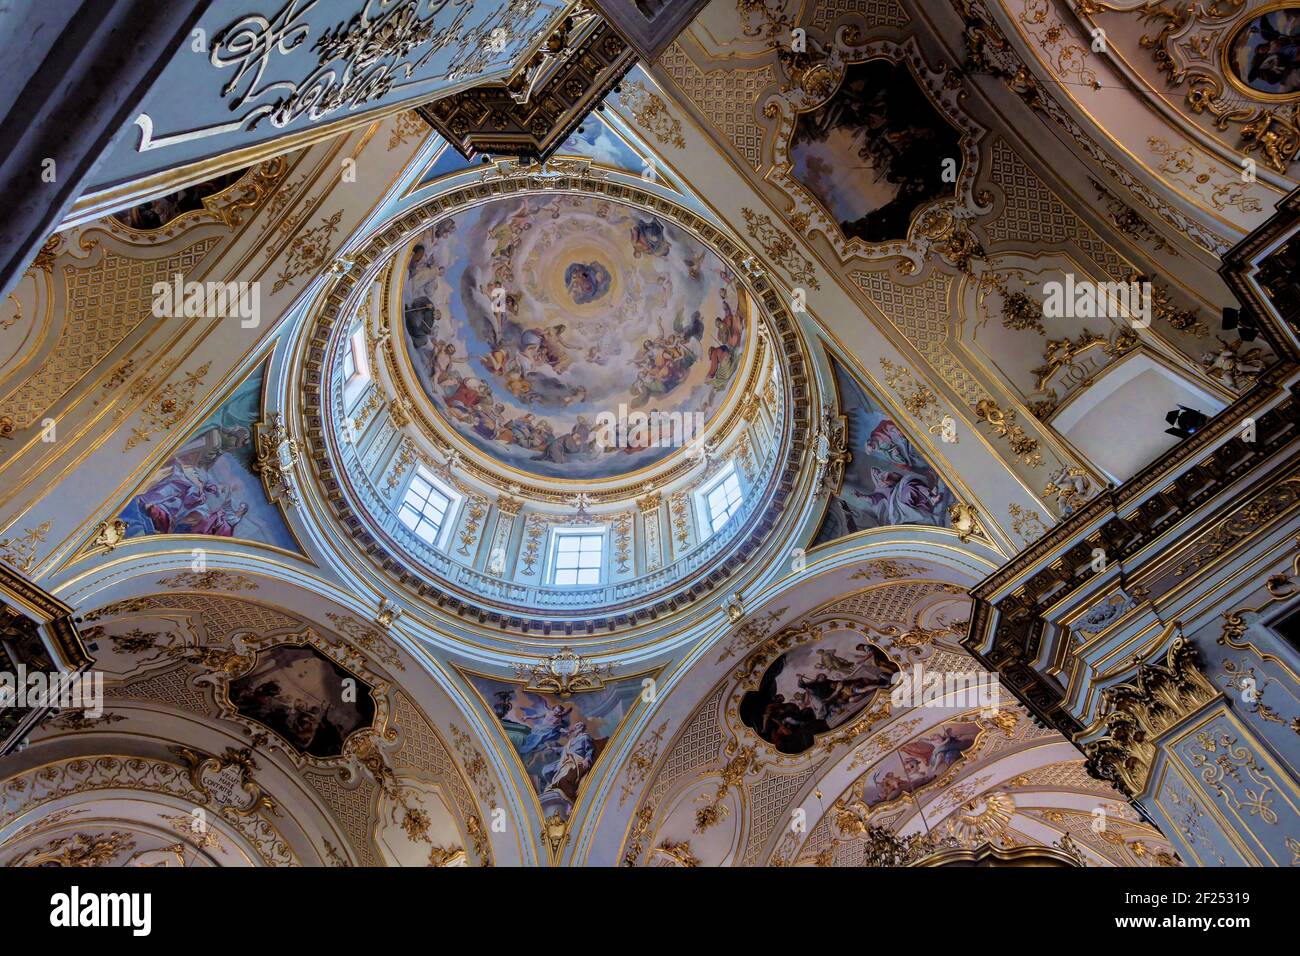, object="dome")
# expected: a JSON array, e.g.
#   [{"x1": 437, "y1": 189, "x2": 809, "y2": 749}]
[
  {"x1": 298, "y1": 178, "x2": 810, "y2": 635},
  {"x1": 397, "y1": 193, "x2": 752, "y2": 482}
]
